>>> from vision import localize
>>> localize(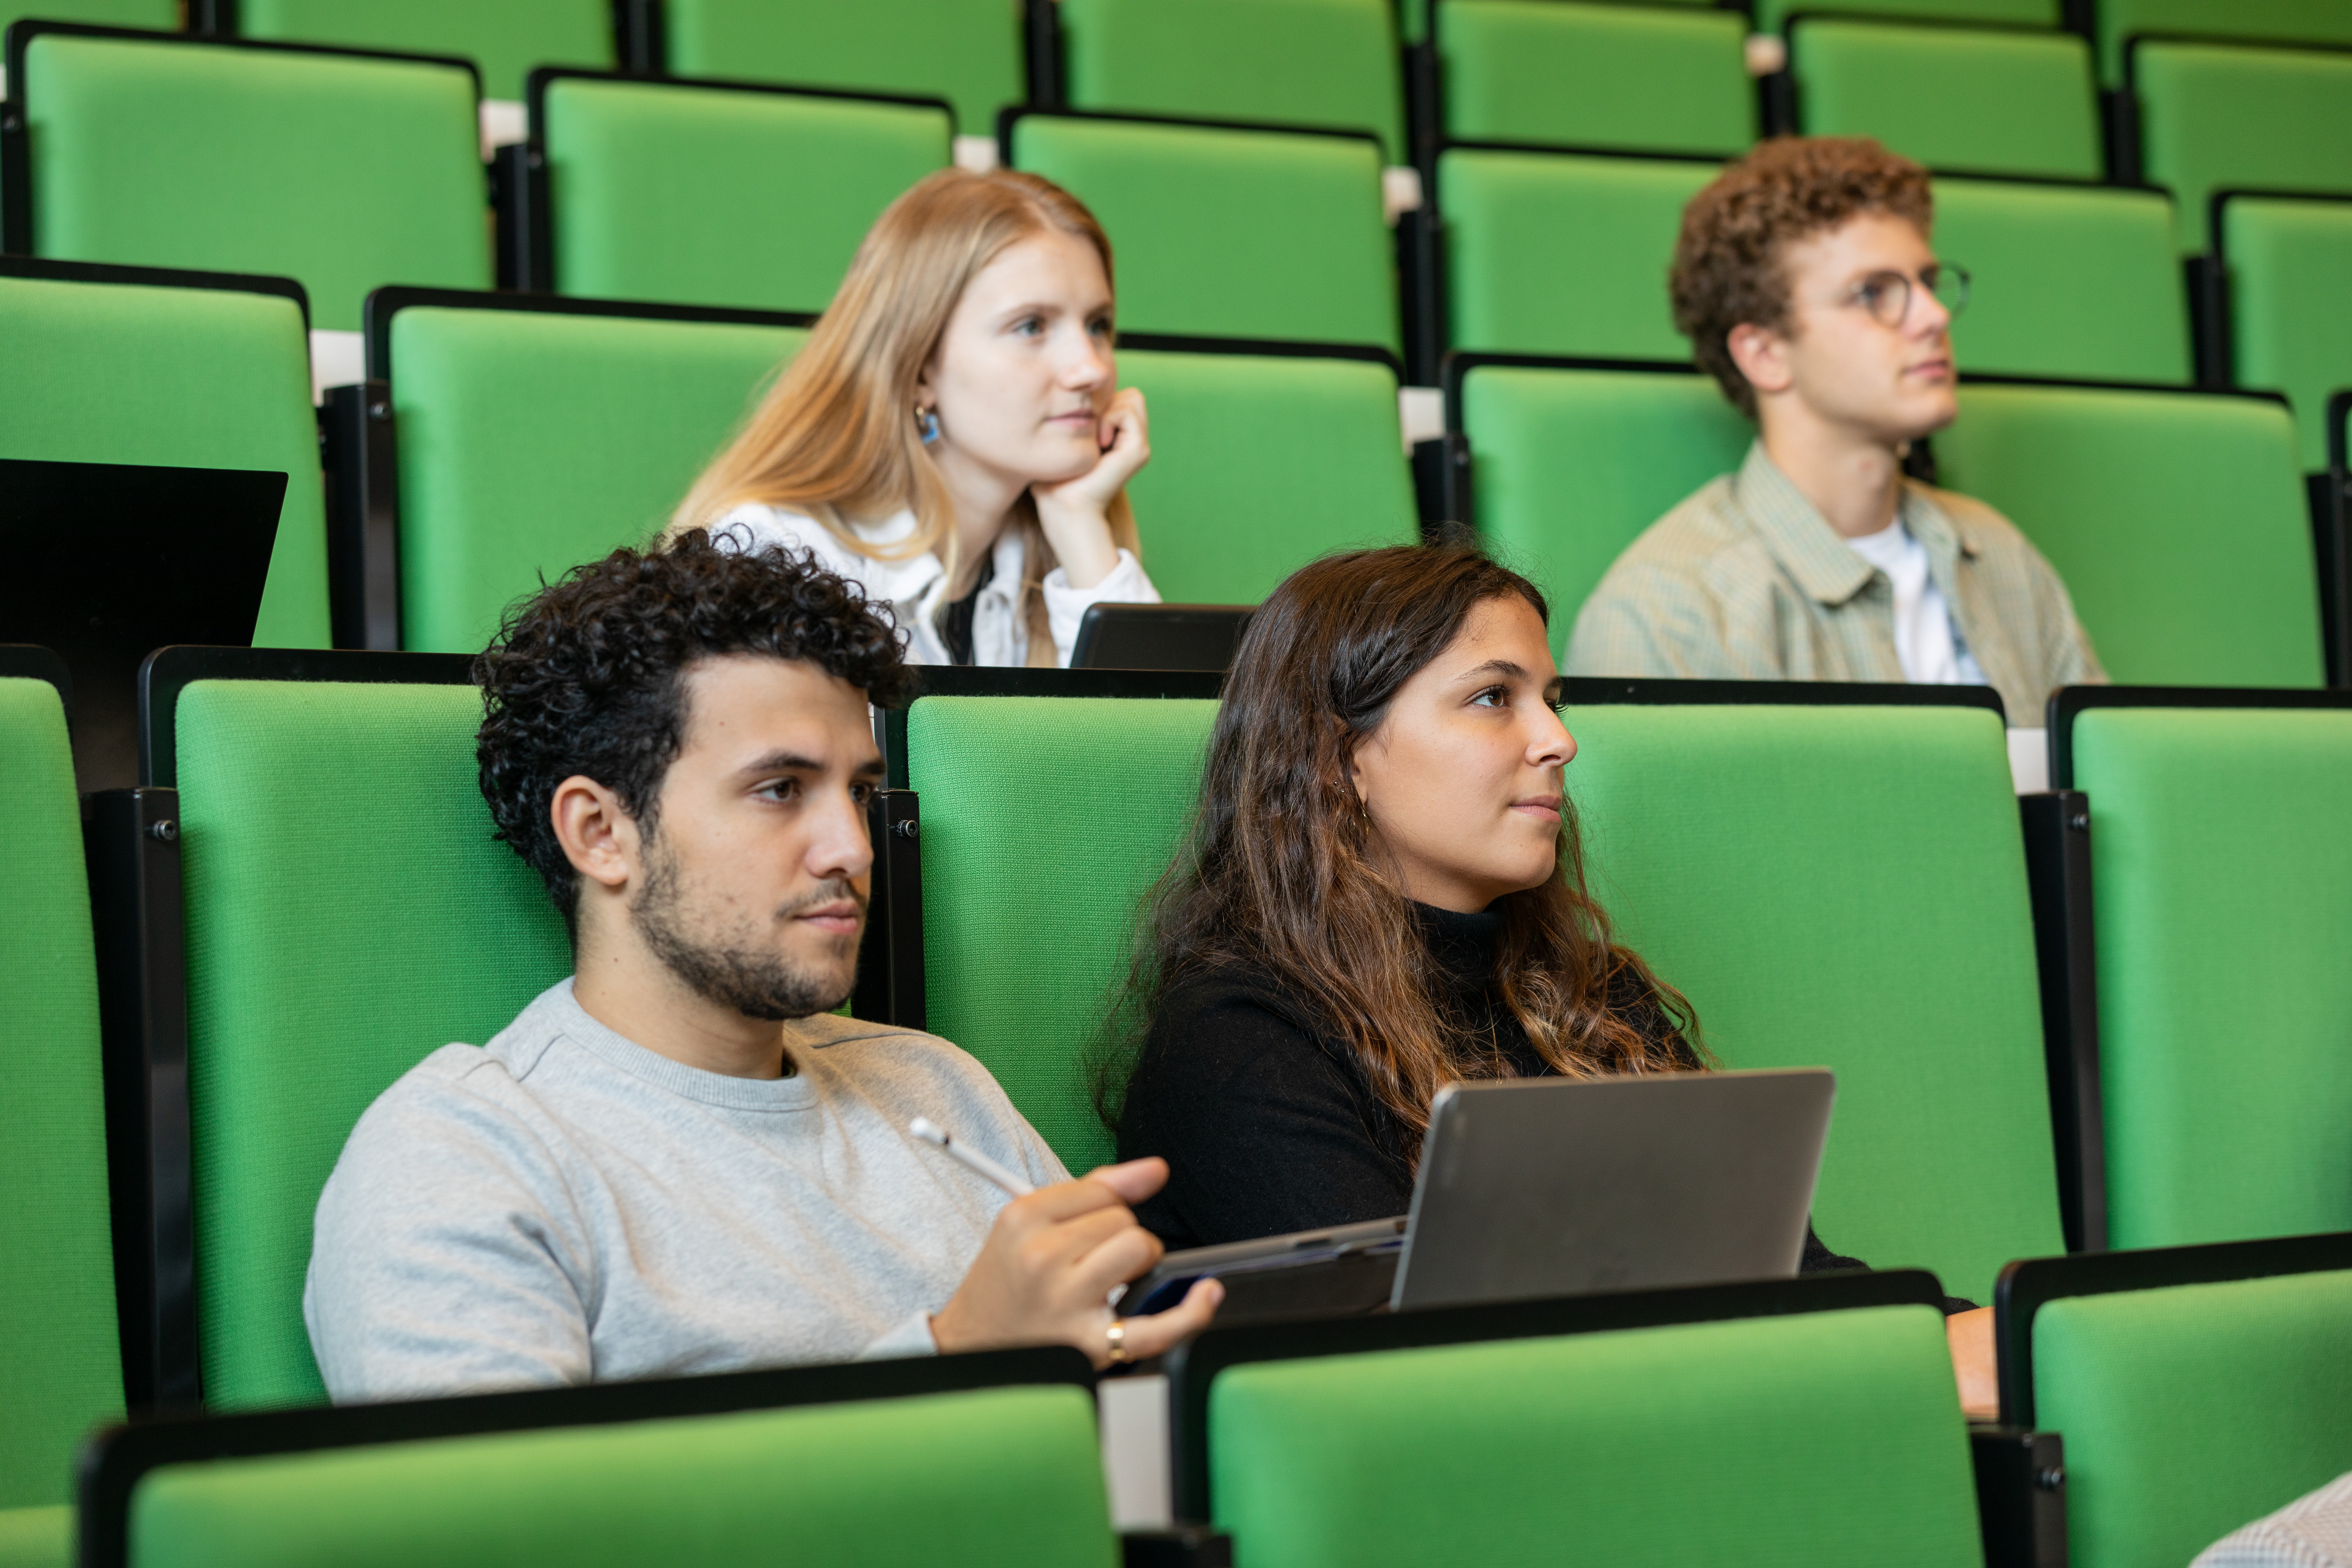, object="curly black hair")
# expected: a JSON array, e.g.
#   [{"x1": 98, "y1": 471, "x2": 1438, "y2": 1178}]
[{"x1": 474, "y1": 530, "x2": 915, "y2": 921}]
